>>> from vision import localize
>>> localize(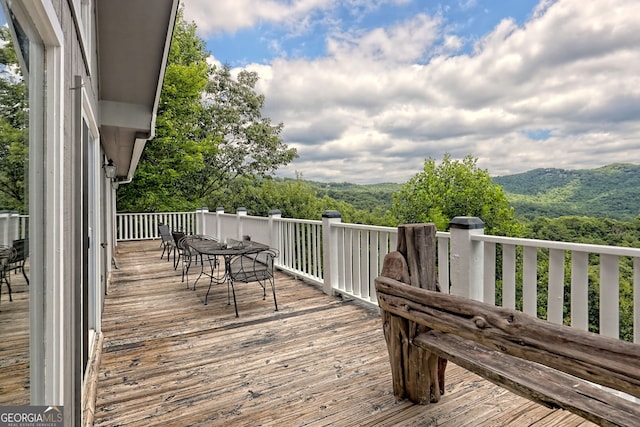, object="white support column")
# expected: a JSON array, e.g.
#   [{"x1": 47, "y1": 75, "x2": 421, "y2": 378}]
[
  {"x1": 0, "y1": 210, "x2": 10, "y2": 246},
  {"x1": 215, "y1": 207, "x2": 224, "y2": 240},
  {"x1": 9, "y1": 211, "x2": 19, "y2": 243},
  {"x1": 236, "y1": 208, "x2": 247, "y2": 241},
  {"x1": 449, "y1": 216, "x2": 485, "y2": 301},
  {"x1": 268, "y1": 209, "x2": 281, "y2": 250},
  {"x1": 322, "y1": 210, "x2": 341, "y2": 296},
  {"x1": 195, "y1": 207, "x2": 208, "y2": 236}
]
